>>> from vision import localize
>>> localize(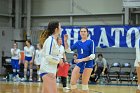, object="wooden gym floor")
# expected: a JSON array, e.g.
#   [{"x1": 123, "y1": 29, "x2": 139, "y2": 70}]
[{"x1": 0, "y1": 81, "x2": 139, "y2": 93}]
